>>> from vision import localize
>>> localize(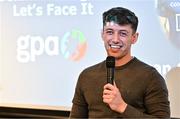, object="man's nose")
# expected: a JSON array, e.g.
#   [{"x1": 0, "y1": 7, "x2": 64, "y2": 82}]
[{"x1": 112, "y1": 32, "x2": 119, "y2": 43}]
